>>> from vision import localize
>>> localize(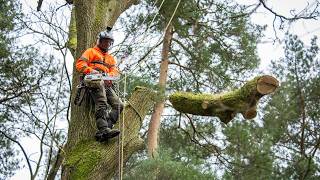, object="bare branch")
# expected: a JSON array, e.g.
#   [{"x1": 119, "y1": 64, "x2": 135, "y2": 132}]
[
  {"x1": 47, "y1": 147, "x2": 65, "y2": 180},
  {"x1": 0, "y1": 130, "x2": 33, "y2": 178},
  {"x1": 259, "y1": 0, "x2": 320, "y2": 21}
]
